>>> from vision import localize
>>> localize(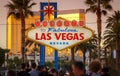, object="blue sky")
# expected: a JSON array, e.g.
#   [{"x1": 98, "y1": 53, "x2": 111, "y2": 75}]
[{"x1": 0, "y1": 0, "x2": 120, "y2": 48}]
